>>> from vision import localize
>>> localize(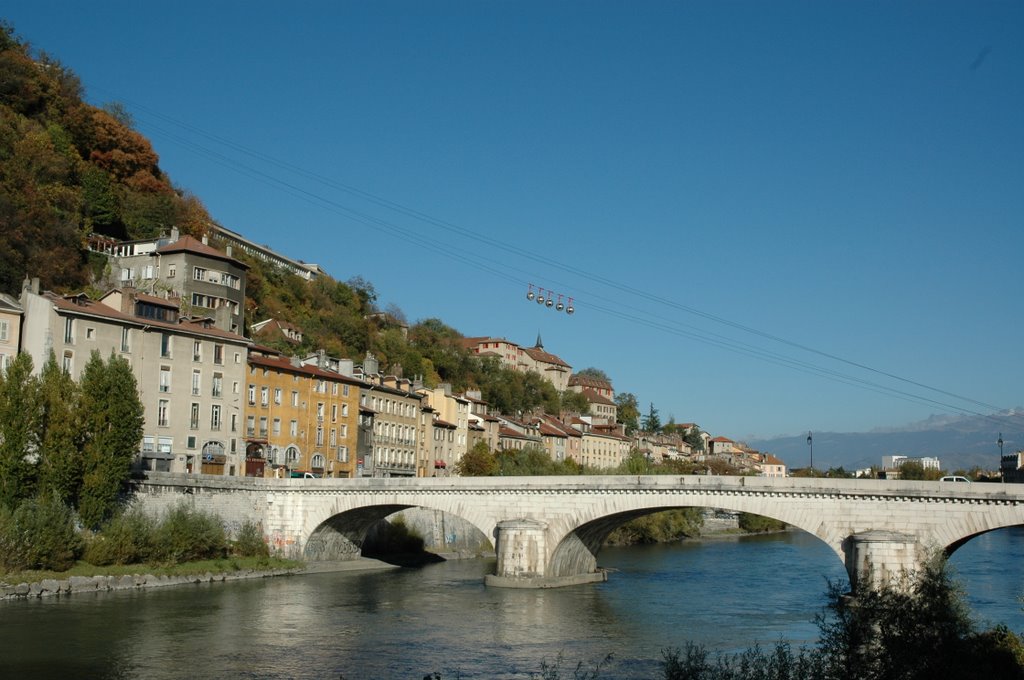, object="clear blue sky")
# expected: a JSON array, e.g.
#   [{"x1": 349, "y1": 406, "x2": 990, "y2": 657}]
[{"x1": 5, "y1": 2, "x2": 1022, "y2": 441}]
